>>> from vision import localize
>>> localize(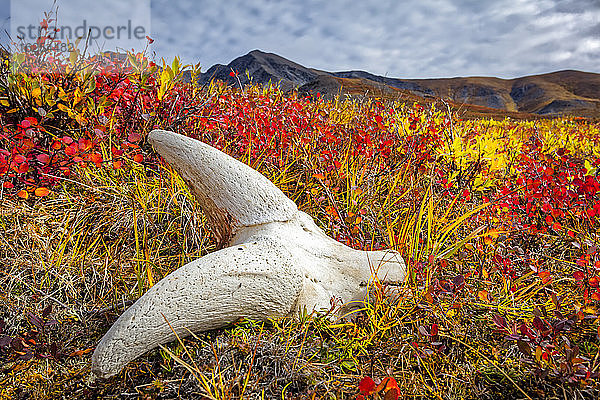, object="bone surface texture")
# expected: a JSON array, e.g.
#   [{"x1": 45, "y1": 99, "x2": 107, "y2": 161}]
[{"x1": 91, "y1": 129, "x2": 405, "y2": 378}]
